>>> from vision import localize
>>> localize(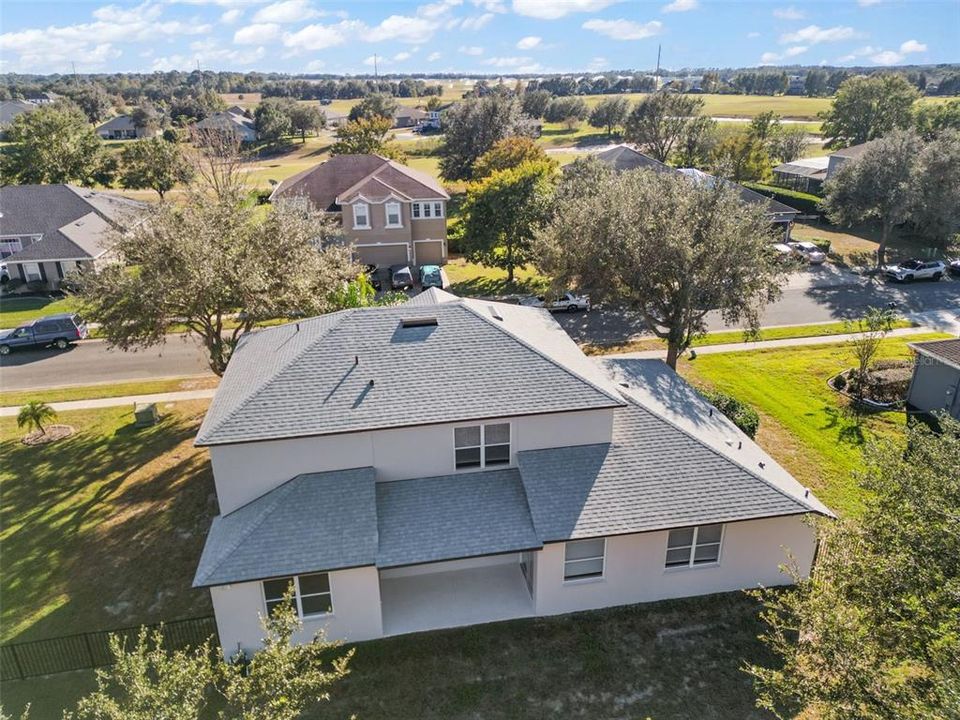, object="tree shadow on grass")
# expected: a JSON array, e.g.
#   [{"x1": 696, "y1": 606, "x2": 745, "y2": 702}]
[{"x1": 1, "y1": 405, "x2": 216, "y2": 643}]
